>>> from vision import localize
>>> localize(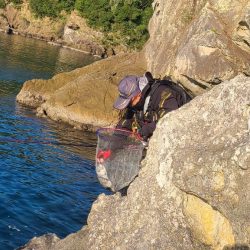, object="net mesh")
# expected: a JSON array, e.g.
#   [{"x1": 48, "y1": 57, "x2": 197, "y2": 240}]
[{"x1": 96, "y1": 128, "x2": 144, "y2": 192}]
